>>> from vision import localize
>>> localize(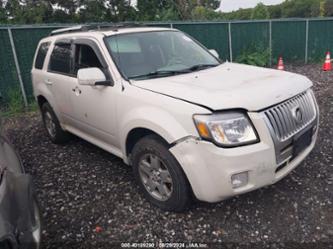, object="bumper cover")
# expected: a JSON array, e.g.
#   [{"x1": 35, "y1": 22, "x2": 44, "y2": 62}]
[{"x1": 170, "y1": 112, "x2": 318, "y2": 203}]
